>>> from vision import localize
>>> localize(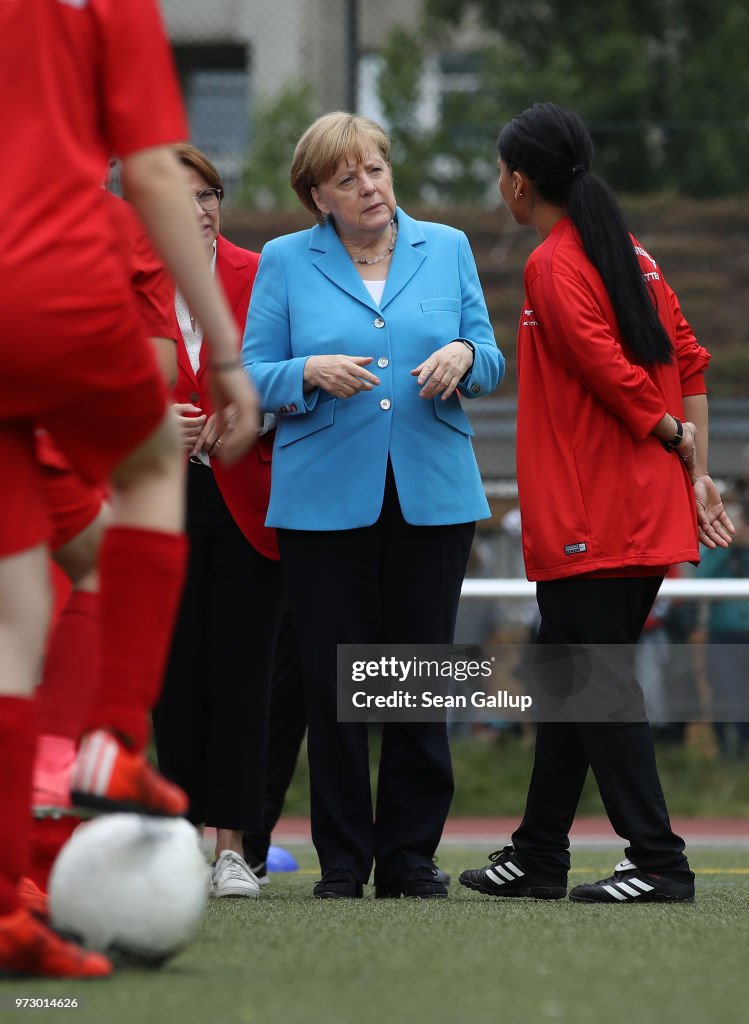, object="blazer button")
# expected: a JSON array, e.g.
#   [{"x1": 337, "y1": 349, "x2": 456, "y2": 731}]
[
  {"x1": 373, "y1": 317, "x2": 385, "y2": 328},
  {"x1": 379, "y1": 398, "x2": 391, "y2": 411},
  {"x1": 377, "y1": 357, "x2": 389, "y2": 368},
  {"x1": 190, "y1": 391, "x2": 200, "y2": 403}
]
